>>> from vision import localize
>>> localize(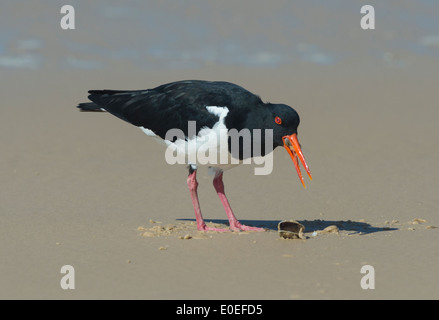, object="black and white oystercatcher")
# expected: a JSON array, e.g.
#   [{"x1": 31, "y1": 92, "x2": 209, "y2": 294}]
[{"x1": 77, "y1": 80, "x2": 311, "y2": 232}]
